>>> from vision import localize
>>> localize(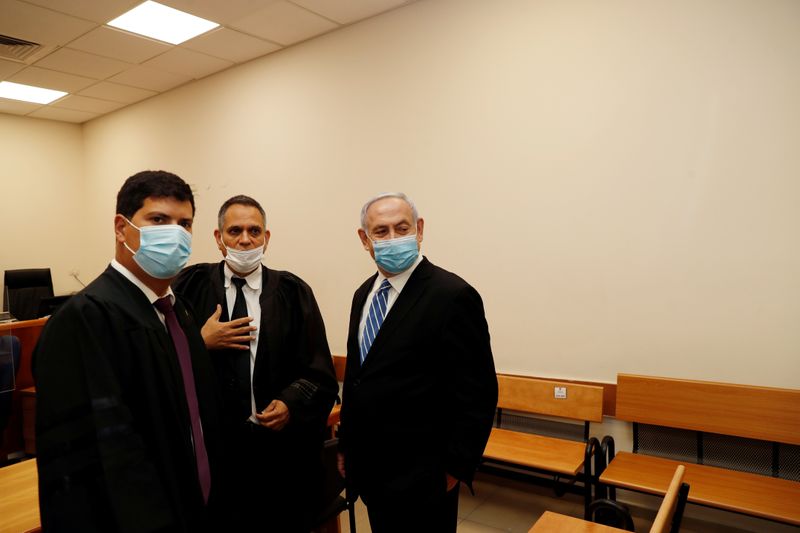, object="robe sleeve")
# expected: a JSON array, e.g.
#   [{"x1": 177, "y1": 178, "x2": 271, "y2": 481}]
[
  {"x1": 275, "y1": 278, "x2": 338, "y2": 433},
  {"x1": 33, "y1": 296, "x2": 176, "y2": 532}
]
